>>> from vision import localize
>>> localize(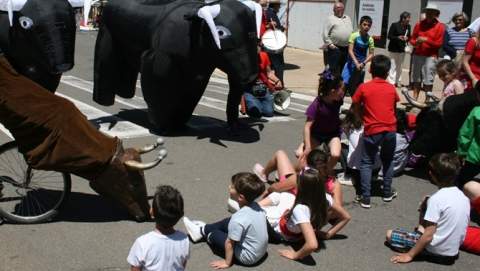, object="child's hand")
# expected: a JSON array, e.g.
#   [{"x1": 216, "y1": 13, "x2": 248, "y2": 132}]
[
  {"x1": 210, "y1": 260, "x2": 230, "y2": 269},
  {"x1": 390, "y1": 253, "x2": 413, "y2": 264},
  {"x1": 278, "y1": 248, "x2": 297, "y2": 260}
]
